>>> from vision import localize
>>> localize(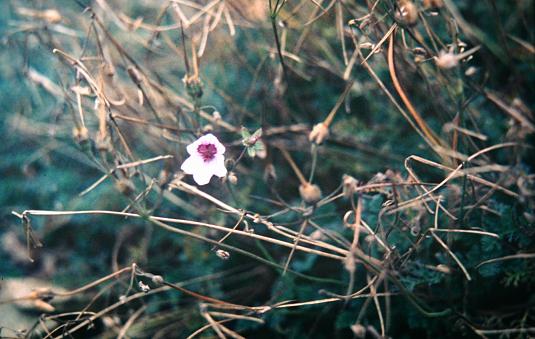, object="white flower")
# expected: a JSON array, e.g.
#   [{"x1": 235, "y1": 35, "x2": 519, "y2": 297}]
[{"x1": 180, "y1": 133, "x2": 227, "y2": 185}]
